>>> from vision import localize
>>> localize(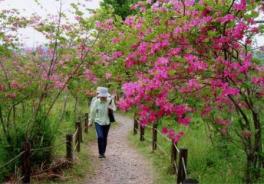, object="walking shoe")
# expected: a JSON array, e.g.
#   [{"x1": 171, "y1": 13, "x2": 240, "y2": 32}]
[{"x1": 99, "y1": 154, "x2": 104, "y2": 158}]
